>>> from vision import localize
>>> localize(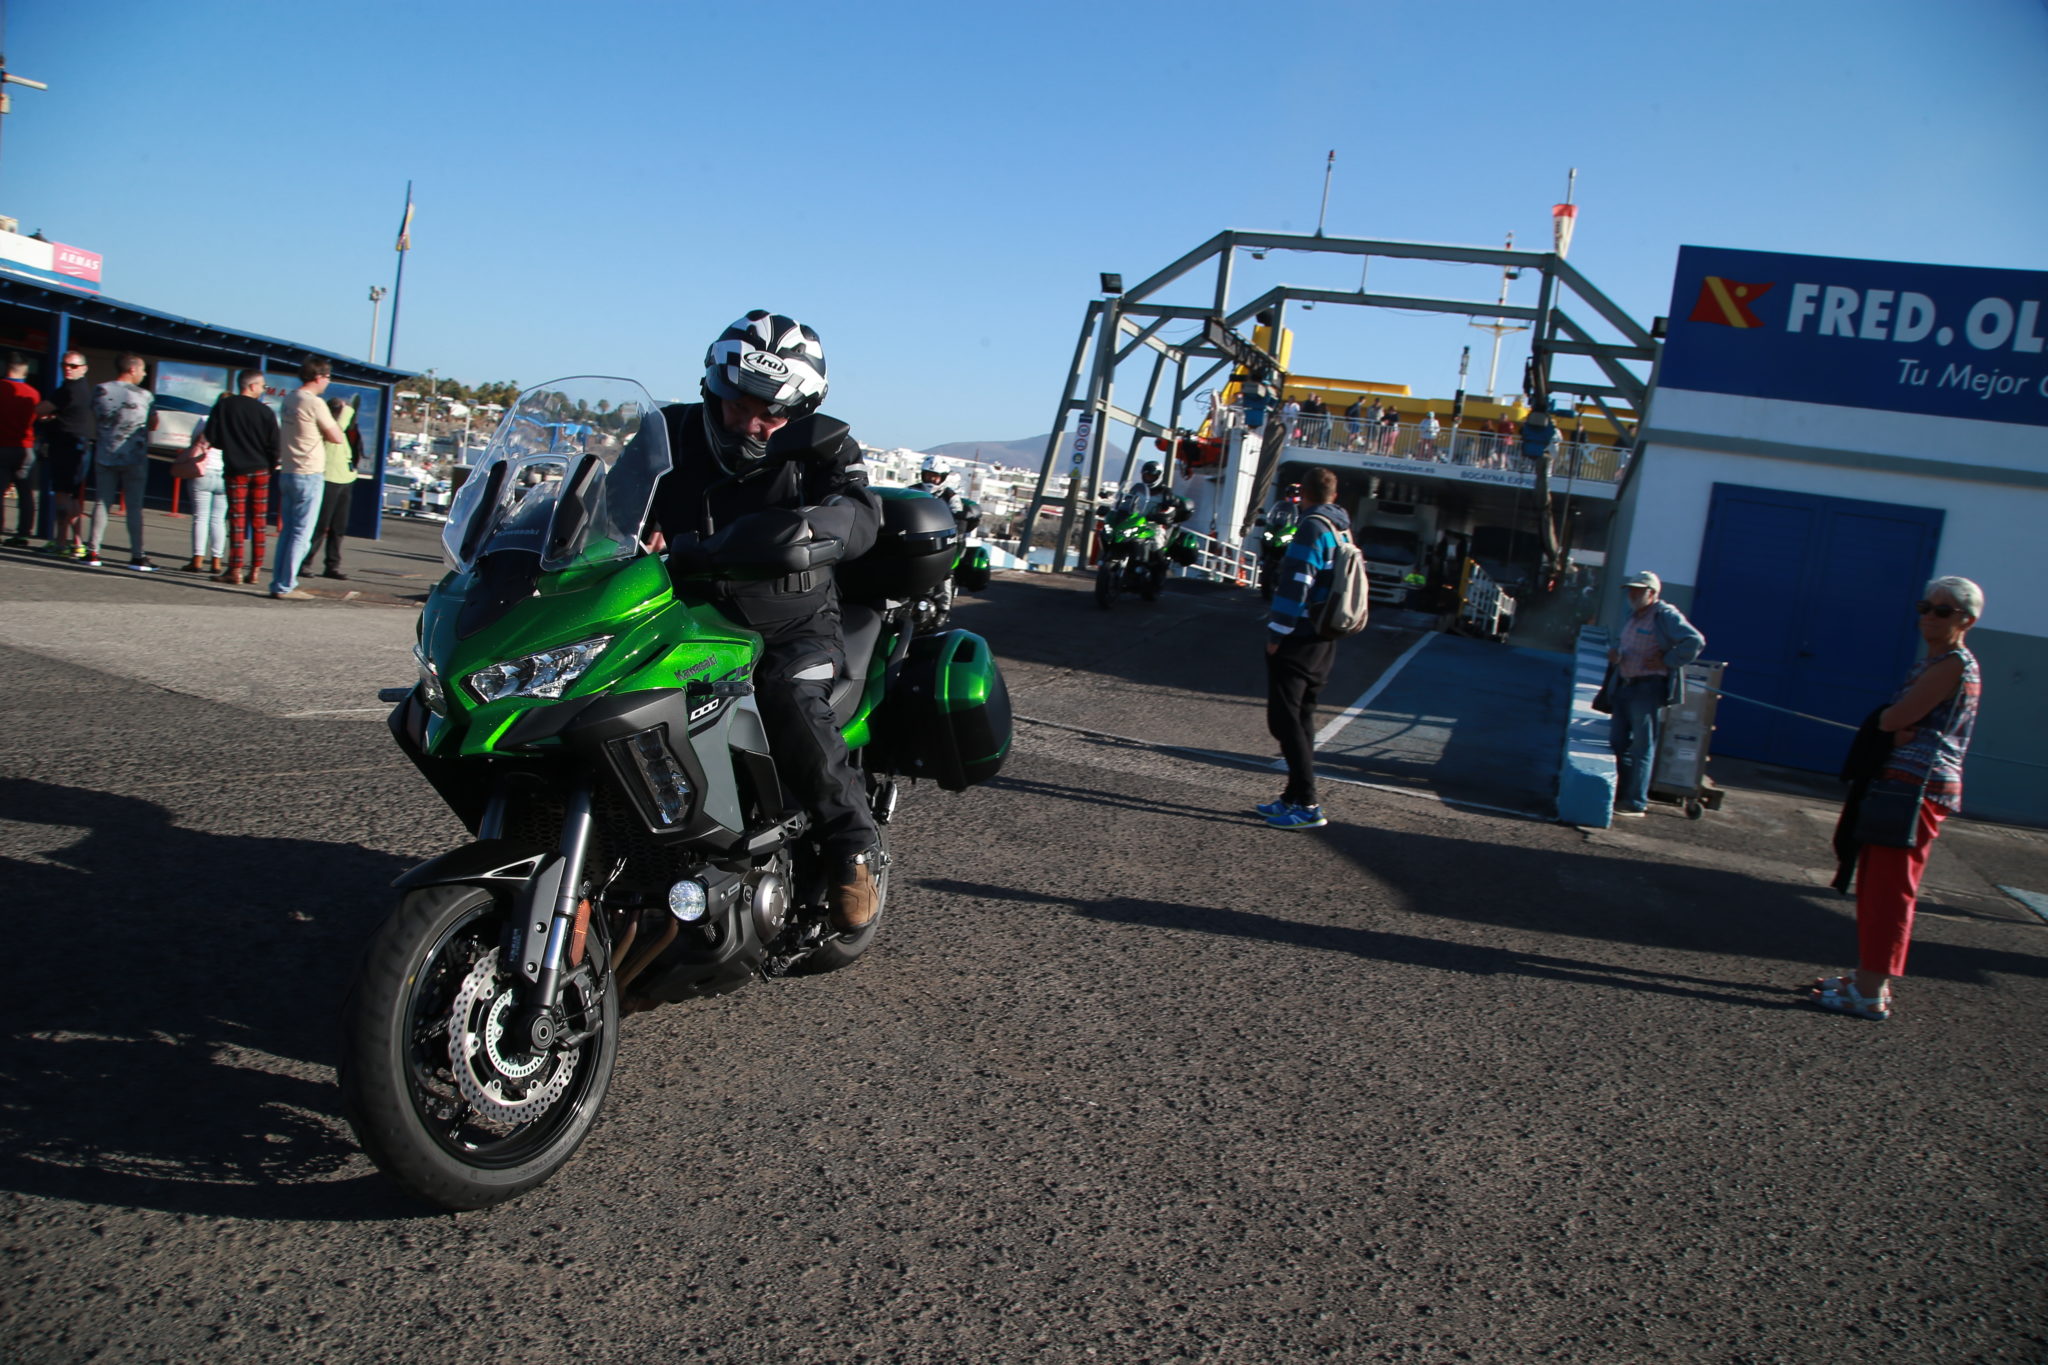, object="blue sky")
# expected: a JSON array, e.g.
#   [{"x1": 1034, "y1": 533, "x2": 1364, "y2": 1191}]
[{"x1": 5, "y1": 0, "x2": 2043, "y2": 451}]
